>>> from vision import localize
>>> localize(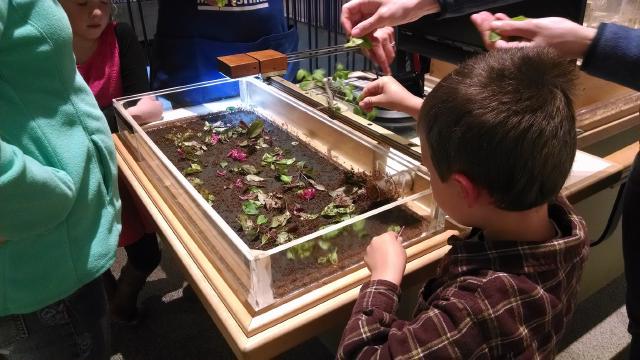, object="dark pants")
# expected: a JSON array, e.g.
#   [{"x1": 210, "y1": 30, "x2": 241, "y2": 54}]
[
  {"x1": 0, "y1": 277, "x2": 109, "y2": 360},
  {"x1": 623, "y1": 152, "x2": 640, "y2": 357},
  {"x1": 125, "y1": 233, "x2": 161, "y2": 275}
]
